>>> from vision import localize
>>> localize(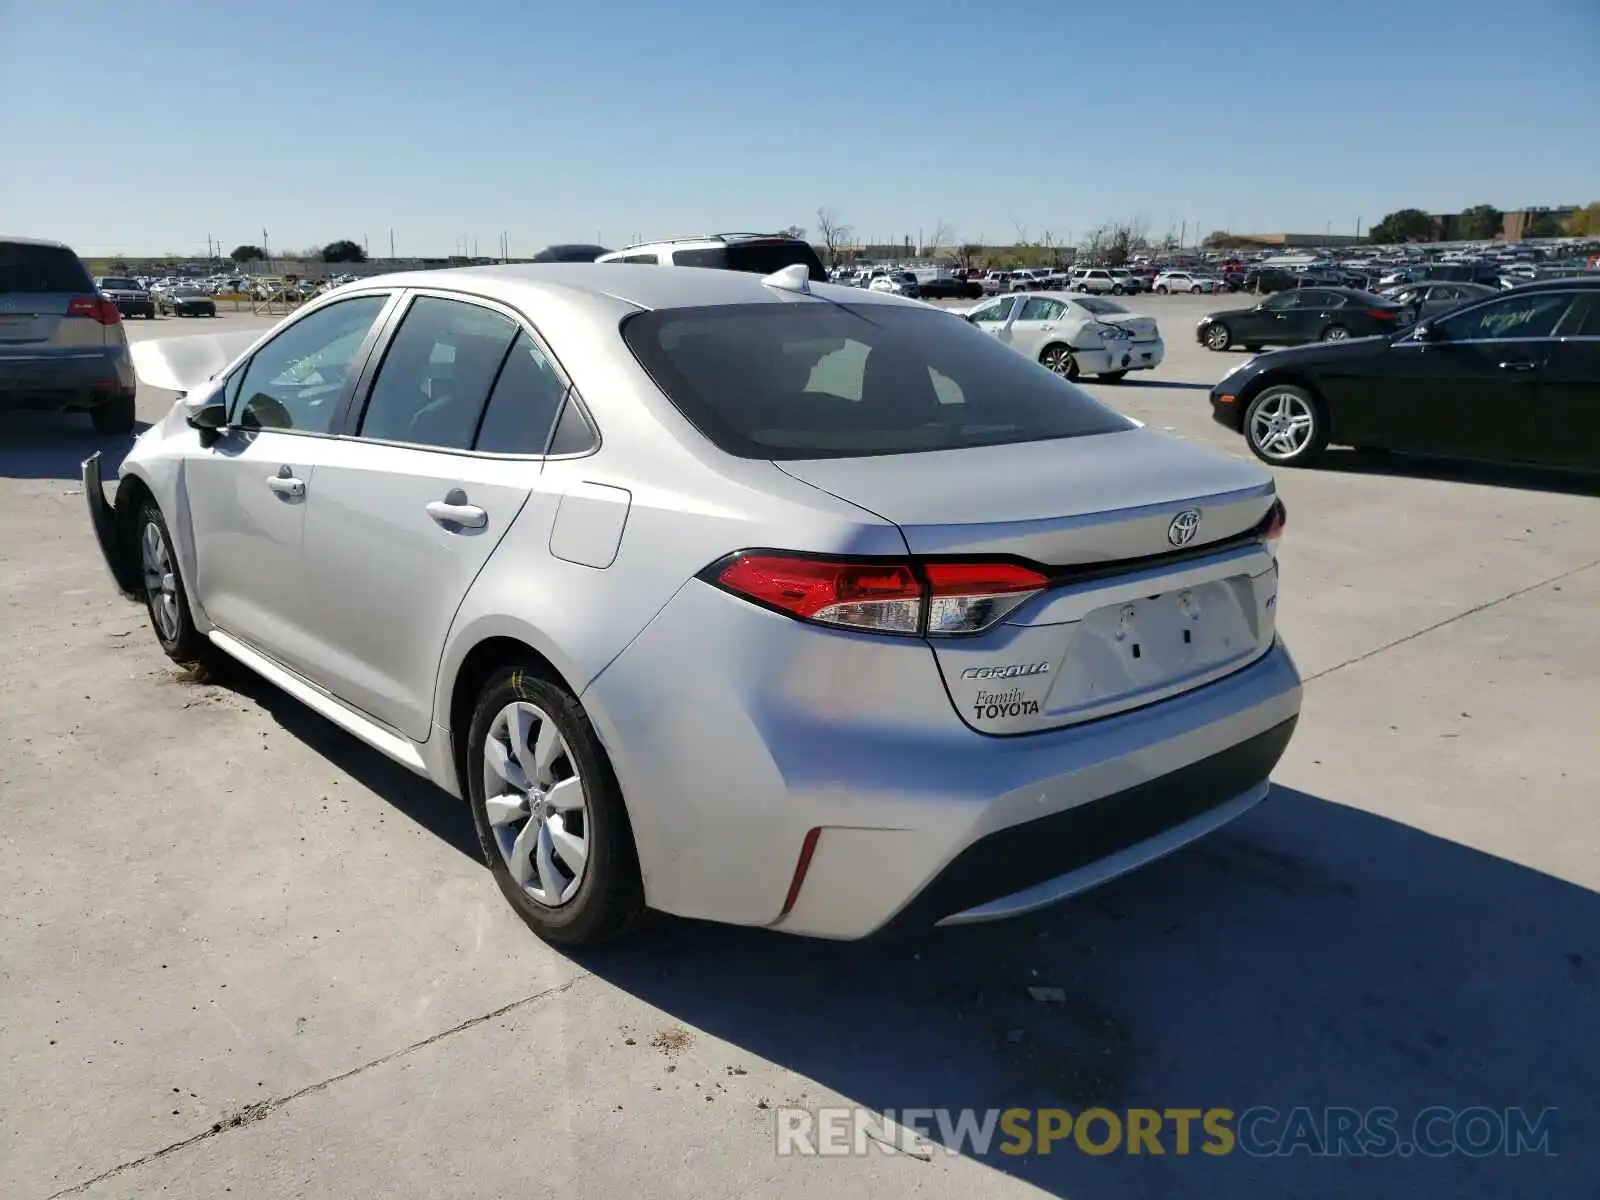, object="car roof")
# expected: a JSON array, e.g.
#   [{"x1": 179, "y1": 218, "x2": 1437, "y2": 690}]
[
  {"x1": 1512, "y1": 275, "x2": 1600, "y2": 292},
  {"x1": 345, "y1": 262, "x2": 920, "y2": 313},
  {"x1": 0, "y1": 234, "x2": 75, "y2": 250}
]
